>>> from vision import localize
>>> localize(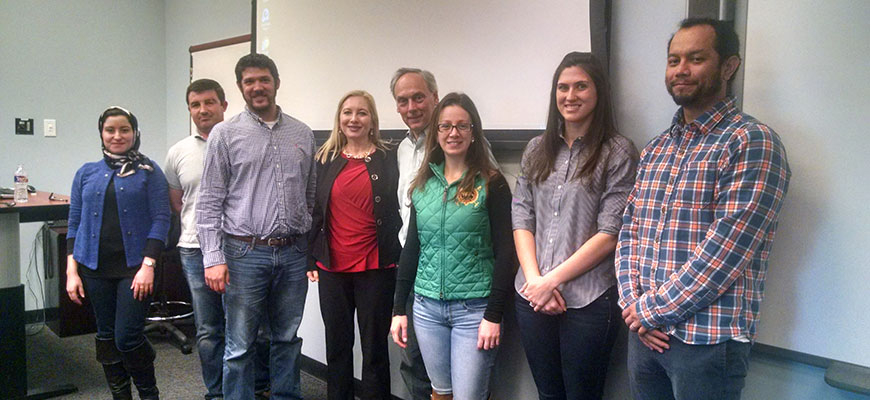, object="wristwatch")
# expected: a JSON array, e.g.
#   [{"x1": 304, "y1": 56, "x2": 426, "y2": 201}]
[{"x1": 143, "y1": 259, "x2": 155, "y2": 268}]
